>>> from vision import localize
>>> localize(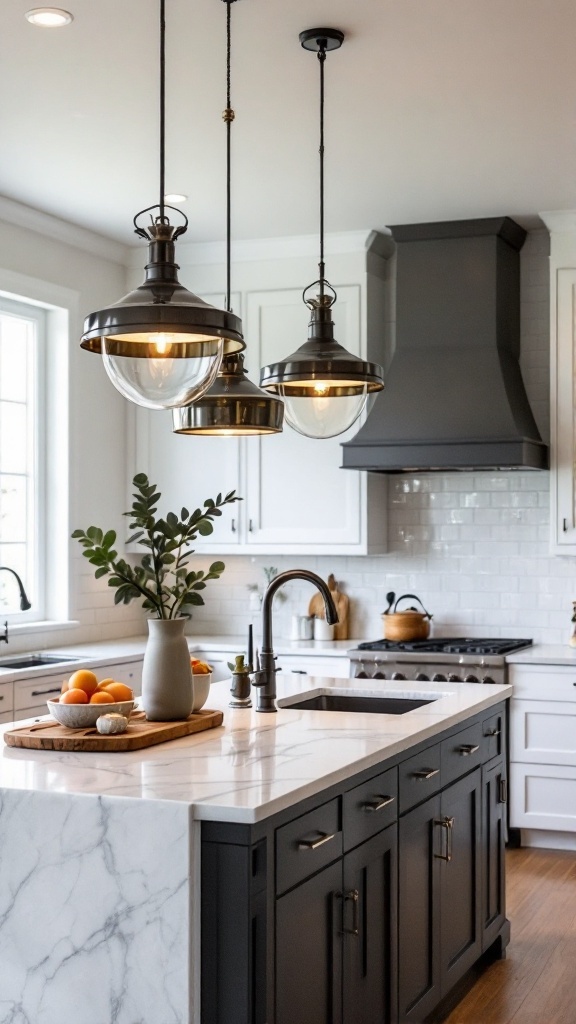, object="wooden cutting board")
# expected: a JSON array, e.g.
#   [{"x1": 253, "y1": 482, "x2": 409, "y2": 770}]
[
  {"x1": 308, "y1": 574, "x2": 350, "y2": 640},
  {"x1": 3, "y1": 708, "x2": 223, "y2": 752}
]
